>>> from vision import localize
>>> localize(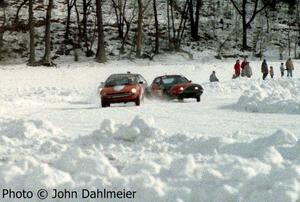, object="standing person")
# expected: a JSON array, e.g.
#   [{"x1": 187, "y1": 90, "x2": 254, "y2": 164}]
[
  {"x1": 244, "y1": 62, "x2": 253, "y2": 78},
  {"x1": 286, "y1": 58, "x2": 294, "y2": 78},
  {"x1": 280, "y1": 63, "x2": 285, "y2": 77},
  {"x1": 270, "y1": 66, "x2": 274, "y2": 79},
  {"x1": 209, "y1": 71, "x2": 219, "y2": 82},
  {"x1": 234, "y1": 59, "x2": 241, "y2": 77},
  {"x1": 261, "y1": 59, "x2": 269, "y2": 80},
  {"x1": 241, "y1": 57, "x2": 247, "y2": 77}
]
